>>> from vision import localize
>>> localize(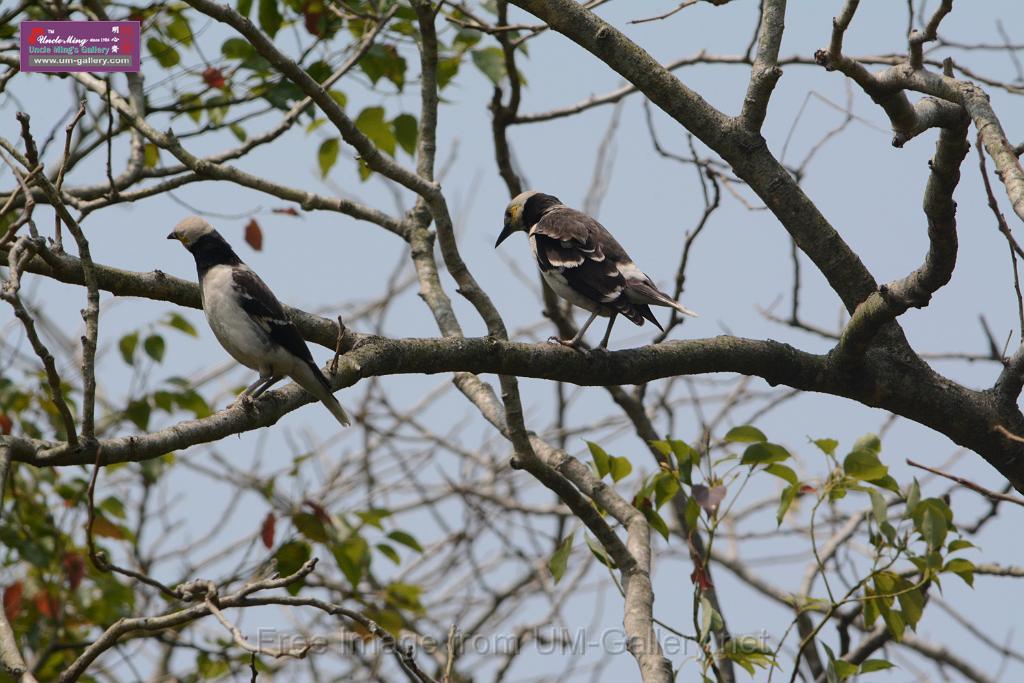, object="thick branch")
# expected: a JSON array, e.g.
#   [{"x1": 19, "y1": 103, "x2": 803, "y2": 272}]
[{"x1": 836, "y1": 114, "x2": 969, "y2": 356}]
